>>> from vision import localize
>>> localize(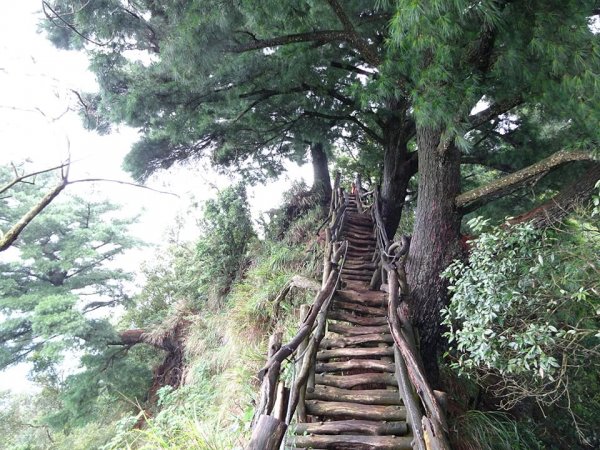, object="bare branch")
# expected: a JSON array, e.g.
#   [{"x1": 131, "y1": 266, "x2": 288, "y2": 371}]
[
  {"x1": 42, "y1": 1, "x2": 109, "y2": 47},
  {"x1": 456, "y1": 150, "x2": 597, "y2": 213},
  {"x1": 0, "y1": 162, "x2": 69, "y2": 196},
  {"x1": 325, "y1": 0, "x2": 382, "y2": 66},
  {"x1": 67, "y1": 178, "x2": 179, "y2": 197},
  {"x1": 0, "y1": 177, "x2": 68, "y2": 252},
  {"x1": 228, "y1": 30, "x2": 351, "y2": 53},
  {"x1": 507, "y1": 163, "x2": 600, "y2": 228}
]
